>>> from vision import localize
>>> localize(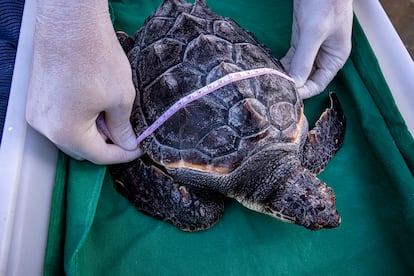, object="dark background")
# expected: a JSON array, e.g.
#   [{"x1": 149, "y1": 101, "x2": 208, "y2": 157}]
[{"x1": 381, "y1": 0, "x2": 414, "y2": 59}]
